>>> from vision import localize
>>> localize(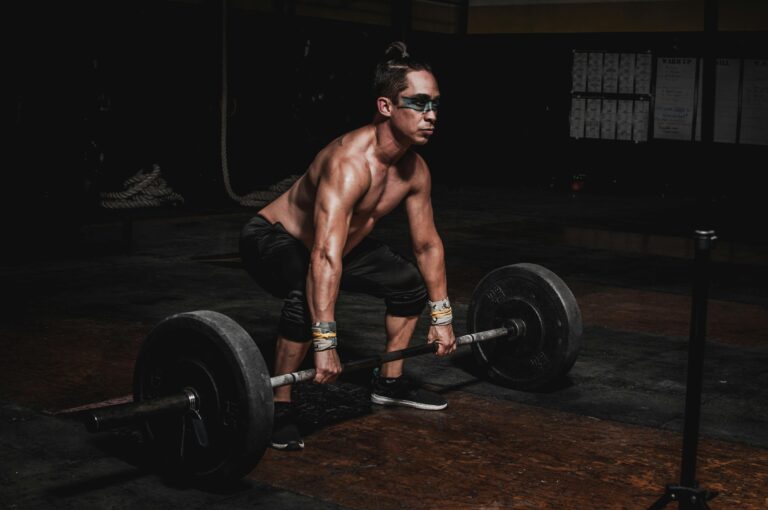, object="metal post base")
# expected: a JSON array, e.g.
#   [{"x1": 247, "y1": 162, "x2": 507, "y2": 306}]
[{"x1": 648, "y1": 484, "x2": 718, "y2": 510}]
